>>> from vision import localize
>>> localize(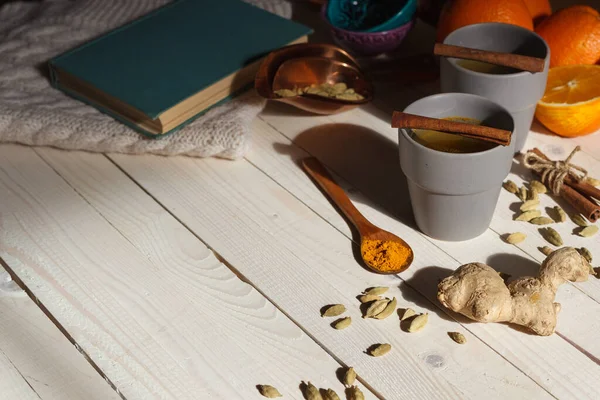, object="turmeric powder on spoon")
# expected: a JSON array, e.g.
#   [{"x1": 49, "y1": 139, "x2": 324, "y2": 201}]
[{"x1": 361, "y1": 239, "x2": 412, "y2": 273}]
